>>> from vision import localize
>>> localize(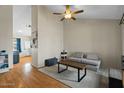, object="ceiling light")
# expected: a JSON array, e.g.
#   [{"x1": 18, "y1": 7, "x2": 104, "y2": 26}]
[
  {"x1": 18, "y1": 30, "x2": 22, "y2": 33},
  {"x1": 64, "y1": 14, "x2": 72, "y2": 19},
  {"x1": 53, "y1": 5, "x2": 84, "y2": 21}
]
